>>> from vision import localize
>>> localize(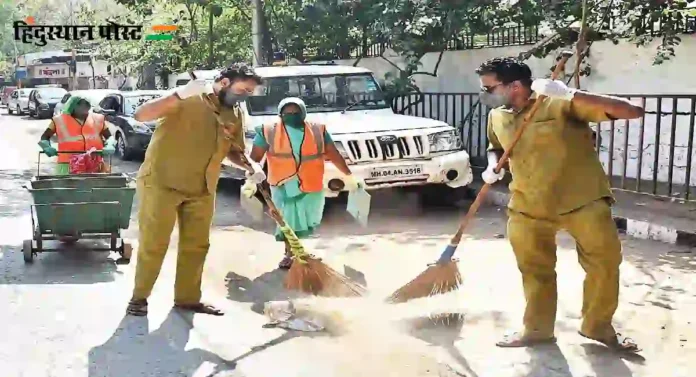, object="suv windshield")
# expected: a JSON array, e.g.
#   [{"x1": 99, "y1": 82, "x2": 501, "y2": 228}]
[
  {"x1": 124, "y1": 95, "x2": 161, "y2": 116},
  {"x1": 246, "y1": 73, "x2": 389, "y2": 115},
  {"x1": 37, "y1": 88, "x2": 66, "y2": 99},
  {"x1": 19, "y1": 90, "x2": 30, "y2": 97}
]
